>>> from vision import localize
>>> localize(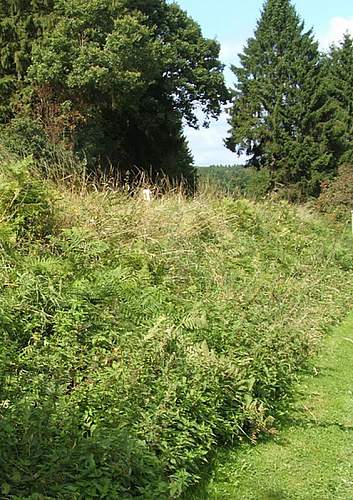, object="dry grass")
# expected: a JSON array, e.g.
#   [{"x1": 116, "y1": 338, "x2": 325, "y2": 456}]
[{"x1": 2, "y1": 156, "x2": 353, "y2": 498}]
